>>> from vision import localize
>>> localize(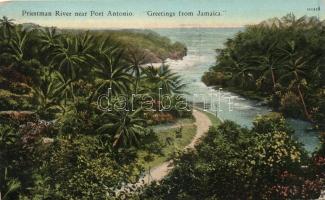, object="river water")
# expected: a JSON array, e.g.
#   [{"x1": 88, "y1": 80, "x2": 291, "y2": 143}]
[{"x1": 154, "y1": 28, "x2": 320, "y2": 153}]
